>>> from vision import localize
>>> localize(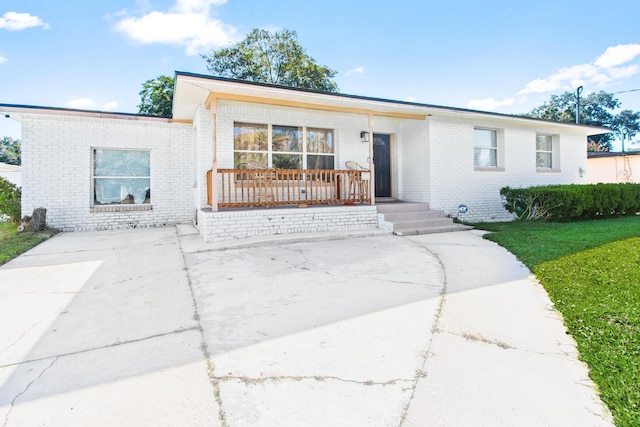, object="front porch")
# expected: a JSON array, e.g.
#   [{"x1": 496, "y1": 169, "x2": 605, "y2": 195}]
[
  {"x1": 200, "y1": 166, "x2": 378, "y2": 242},
  {"x1": 207, "y1": 167, "x2": 371, "y2": 208}
]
